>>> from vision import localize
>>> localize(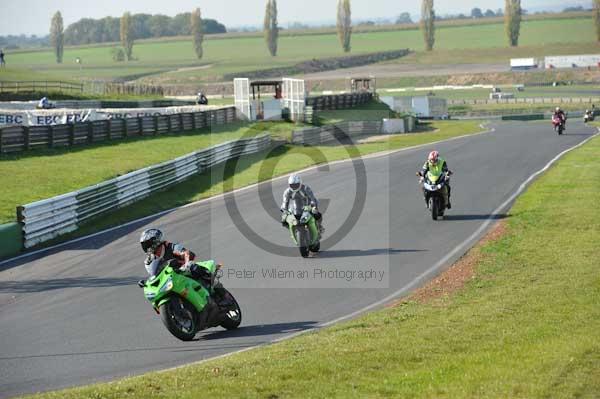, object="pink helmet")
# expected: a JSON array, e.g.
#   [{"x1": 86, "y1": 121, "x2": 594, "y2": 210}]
[{"x1": 428, "y1": 151, "x2": 439, "y2": 165}]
